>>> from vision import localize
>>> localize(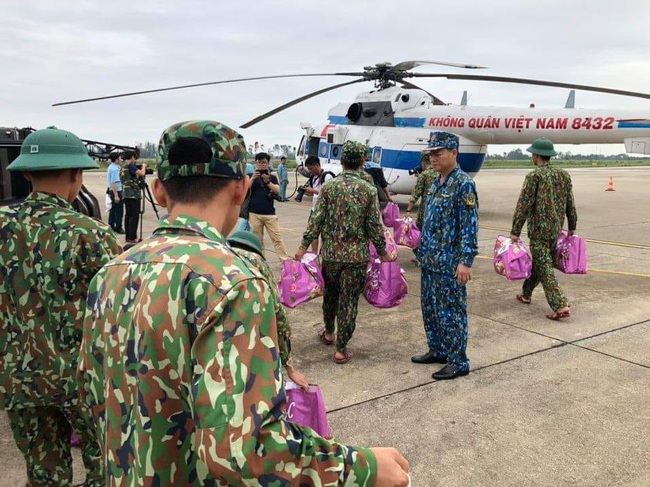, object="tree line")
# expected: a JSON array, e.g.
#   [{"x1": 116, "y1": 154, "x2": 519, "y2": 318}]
[
  {"x1": 136, "y1": 141, "x2": 296, "y2": 160},
  {"x1": 488, "y1": 148, "x2": 649, "y2": 161}
]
